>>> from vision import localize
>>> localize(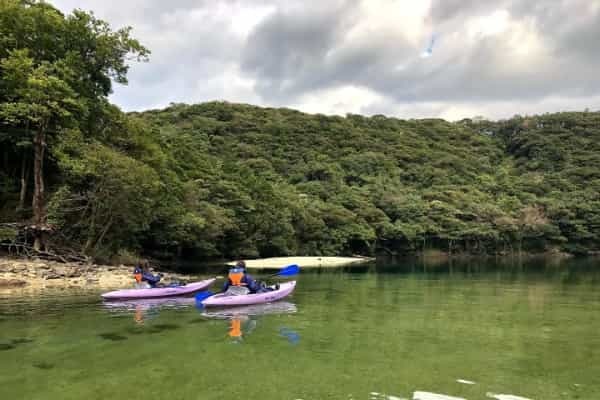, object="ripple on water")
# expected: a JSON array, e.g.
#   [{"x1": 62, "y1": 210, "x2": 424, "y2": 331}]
[
  {"x1": 486, "y1": 394, "x2": 532, "y2": 400},
  {"x1": 413, "y1": 392, "x2": 465, "y2": 400}
]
